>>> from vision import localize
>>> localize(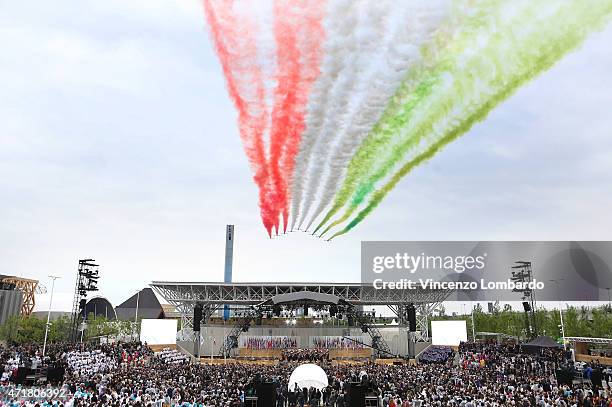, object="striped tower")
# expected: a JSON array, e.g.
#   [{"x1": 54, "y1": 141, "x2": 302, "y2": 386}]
[{"x1": 223, "y1": 225, "x2": 234, "y2": 321}]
